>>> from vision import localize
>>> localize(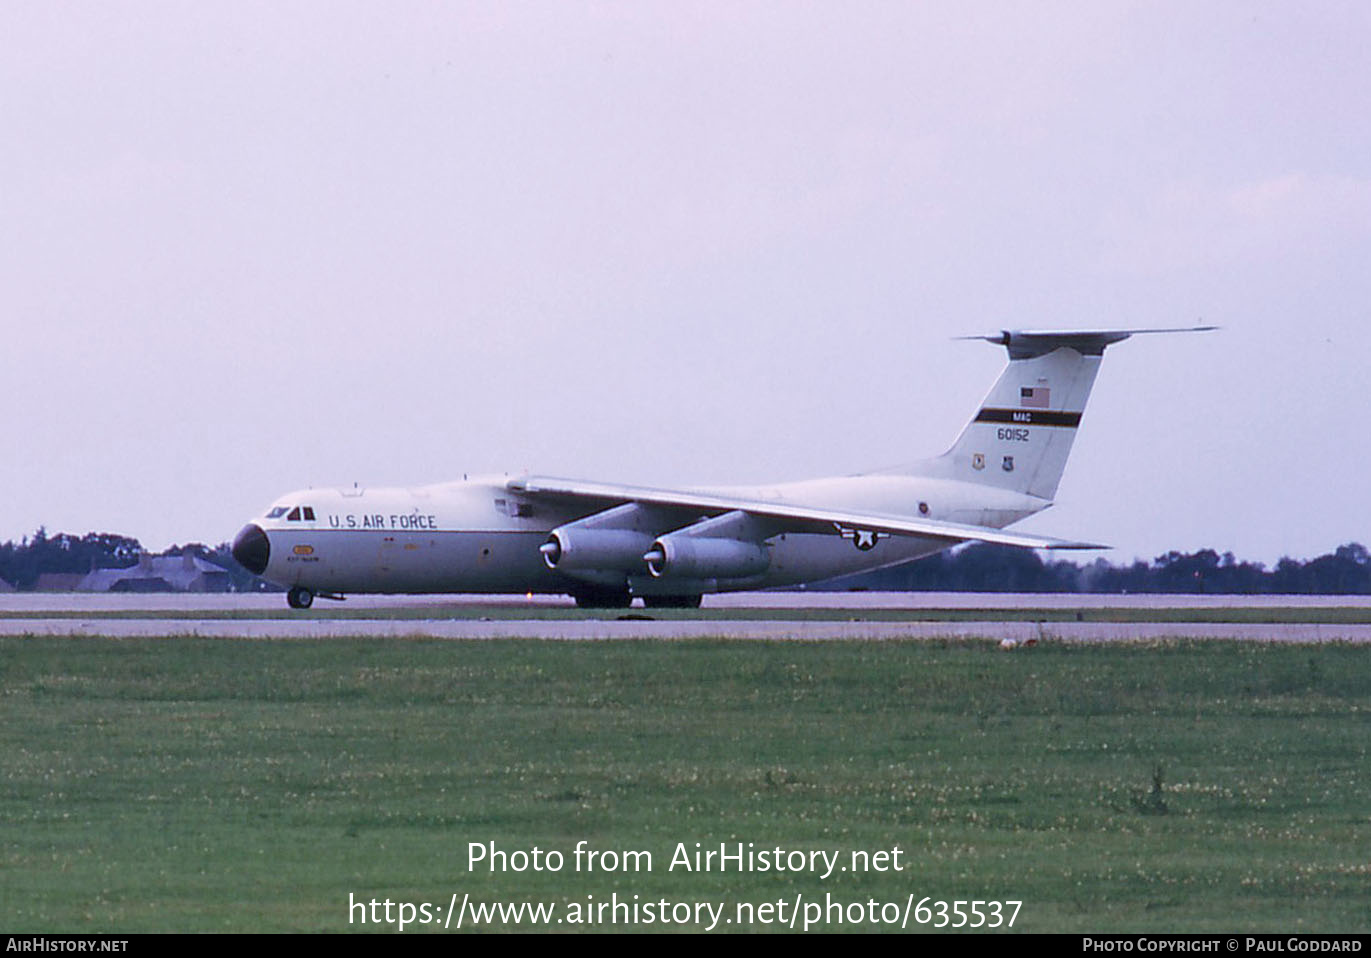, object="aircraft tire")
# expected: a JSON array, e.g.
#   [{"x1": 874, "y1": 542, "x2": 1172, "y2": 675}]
[
  {"x1": 287, "y1": 586, "x2": 314, "y2": 610},
  {"x1": 570, "y1": 587, "x2": 632, "y2": 609},
  {"x1": 643, "y1": 595, "x2": 703, "y2": 609}
]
